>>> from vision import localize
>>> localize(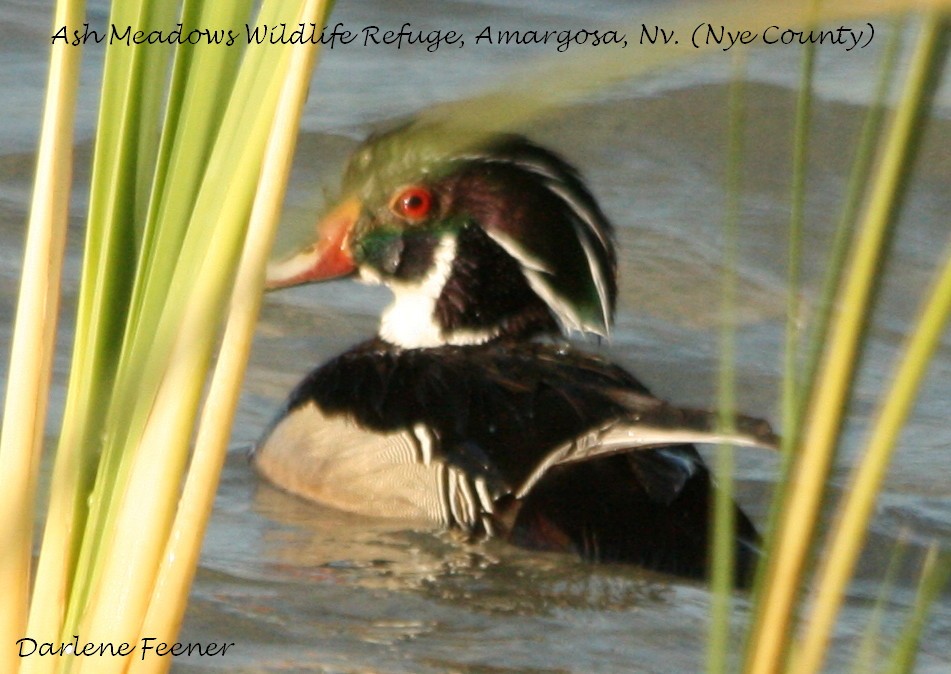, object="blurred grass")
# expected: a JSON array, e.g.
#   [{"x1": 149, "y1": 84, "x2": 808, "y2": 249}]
[
  {"x1": 884, "y1": 546, "x2": 951, "y2": 673},
  {"x1": 746, "y1": 13, "x2": 950, "y2": 674},
  {"x1": 706, "y1": 64, "x2": 745, "y2": 674},
  {"x1": 849, "y1": 533, "x2": 910, "y2": 674},
  {"x1": 4, "y1": 0, "x2": 330, "y2": 672}
]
